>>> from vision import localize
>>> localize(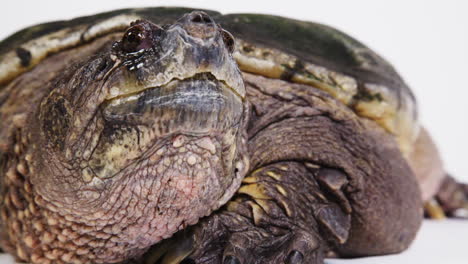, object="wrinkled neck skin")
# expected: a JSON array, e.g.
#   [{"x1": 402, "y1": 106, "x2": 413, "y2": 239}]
[
  {"x1": 23, "y1": 94, "x2": 249, "y2": 261},
  {"x1": 34, "y1": 125, "x2": 247, "y2": 254}
]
